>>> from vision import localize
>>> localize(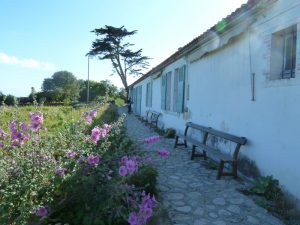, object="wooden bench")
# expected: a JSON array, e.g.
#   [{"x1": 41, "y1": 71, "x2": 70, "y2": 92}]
[
  {"x1": 174, "y1": 122, "x2": 247, "y2": 179},
  {"x1": 149, "y1": 111, "x2": 161, "y2": 127},
  {"x1": 144, "y1": 110, "x2": 152, "y2": 122},
  {"x1": 144, "y1": 110, "x2": 161, "y2": 127}
]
